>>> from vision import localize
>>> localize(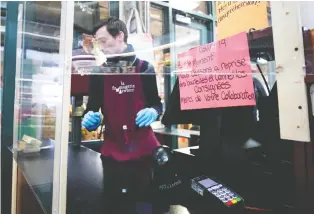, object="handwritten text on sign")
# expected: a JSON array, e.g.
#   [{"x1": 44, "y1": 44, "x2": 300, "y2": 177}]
[
  {"x1": 215, "y1": 1, "x2": 268, "y2": 40},
  {"x1": 178, "y1": 32, "x2": 256, "y2": 110}
]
